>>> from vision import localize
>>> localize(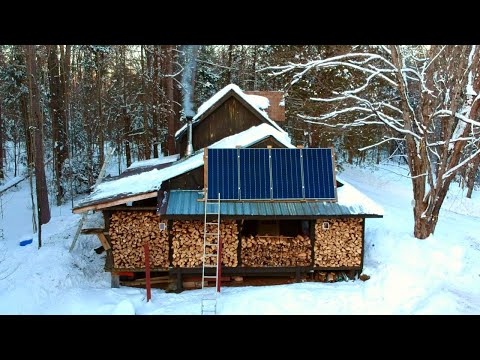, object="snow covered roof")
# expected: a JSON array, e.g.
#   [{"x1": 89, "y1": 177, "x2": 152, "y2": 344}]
[
  {"x1": 335, "y1": 176, "x2": 384, "y2": 216},
  {"x1": 126, "y1": 155, "x2": 179, "y2": 170},
  {"x1": 73, "y1": 124, "x2": 295, "y2": 212},
  {"x1": 175, "y1": 84, "x2": 286, "y2": 139}
]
